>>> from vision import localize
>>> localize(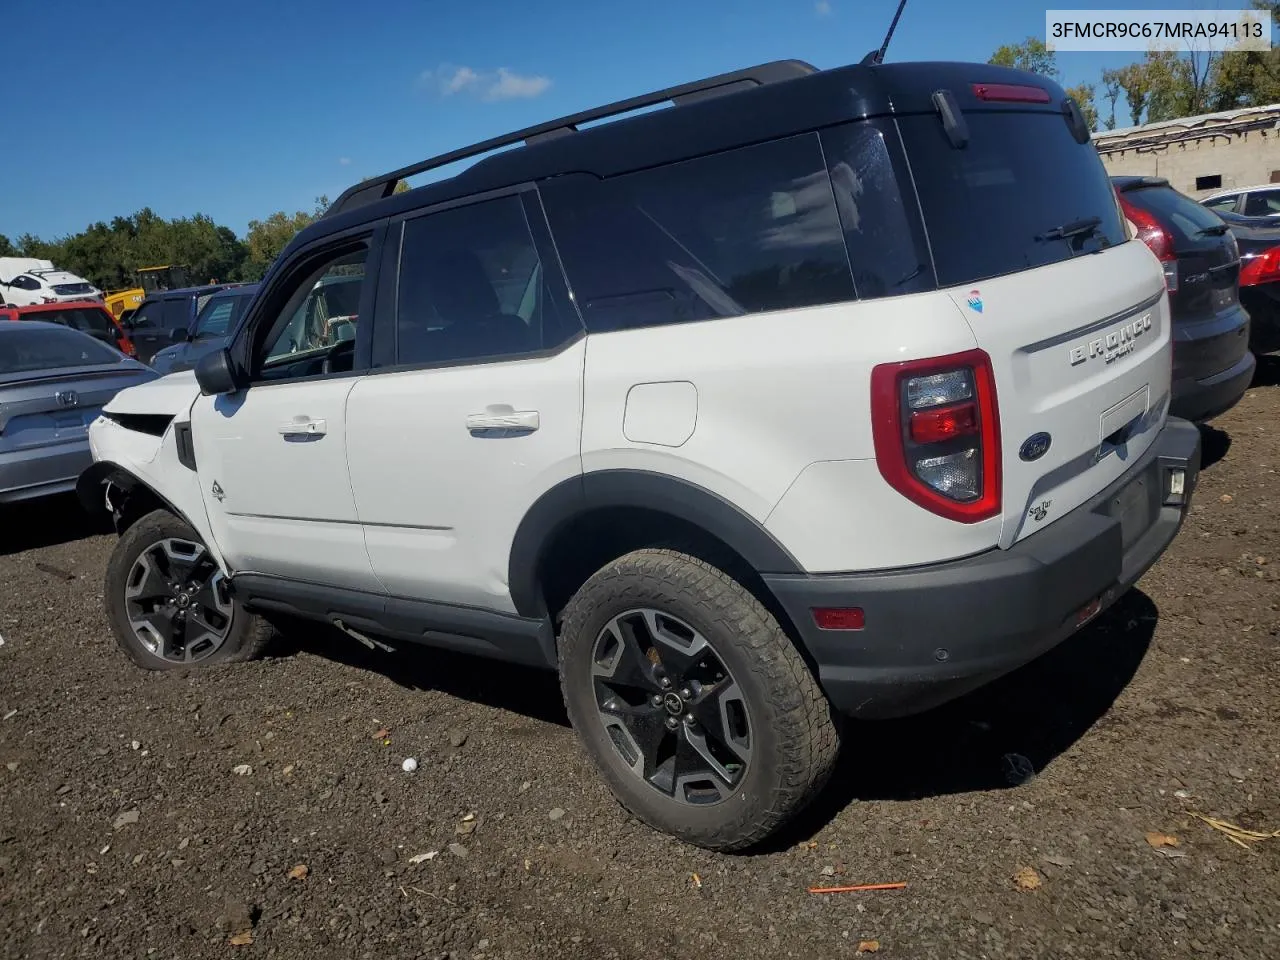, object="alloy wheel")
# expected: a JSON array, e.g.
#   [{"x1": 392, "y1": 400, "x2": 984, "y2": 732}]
[
  {"x1": 124, "y1": 538, "x2": 233, "y2": 664},
  {"x1": 591, "y1": 609, "x2": 752, "y2": 805}
]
